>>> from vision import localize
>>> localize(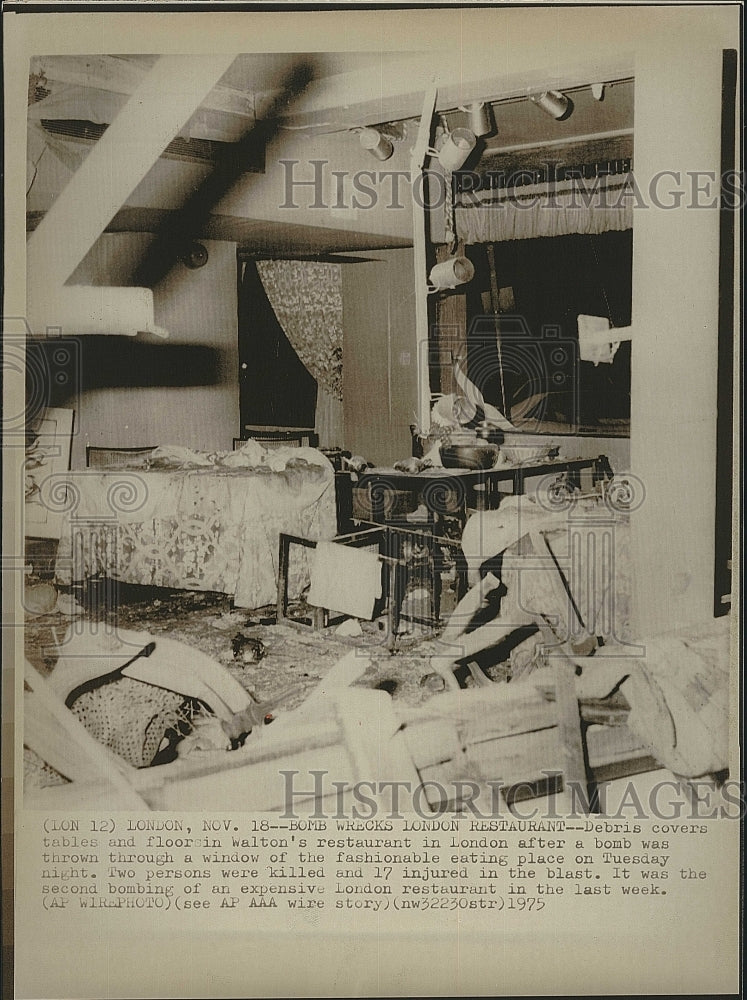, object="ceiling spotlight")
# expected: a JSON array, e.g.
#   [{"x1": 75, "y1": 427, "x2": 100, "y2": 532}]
[
  {"x1": 428, "y1": 256, "x2": 475, "y2": 292},
  {"x1": 460, "y1": 102, "x2": 494, "y2": 138},
  {"x1": 359, "y1": 127, "x2": 394, "y2": 161},
  {"x1": 529, "y1": 90, "x2": 573, "y2": 121},
  {"x1": 435, "y1": 127, "x2": 477, "y2": 172}
]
